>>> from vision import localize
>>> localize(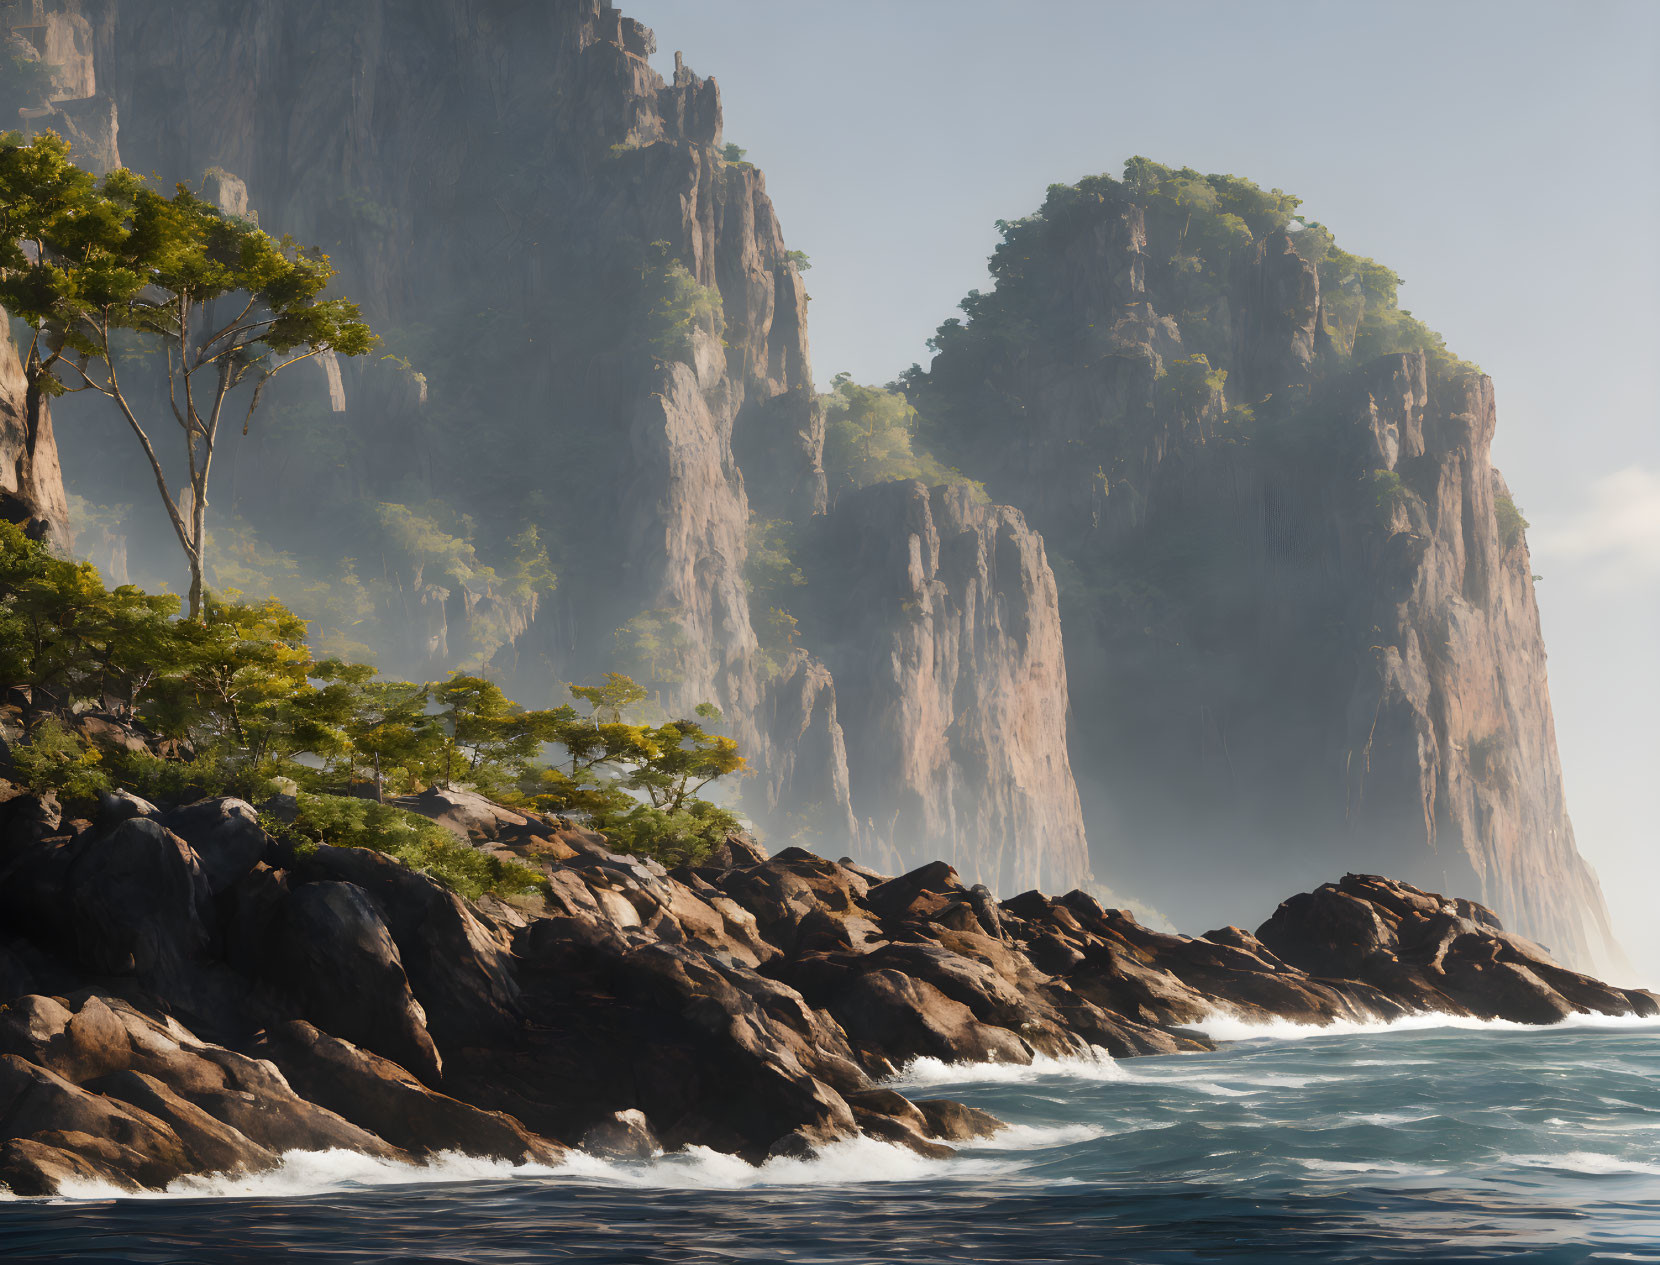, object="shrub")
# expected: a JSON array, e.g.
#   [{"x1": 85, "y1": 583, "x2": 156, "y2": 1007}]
[
  {"x1": 1495, "y1": 493, "x2": 1529, "y2": 549},
  {"x1": 7, "y1": 719, "x2": 110, "y2": 809},
  {"x1": 270, "y1": 792, "x2": 546, "y2": 901},
  {"x1": 1366, "y1": 469, "x2": 1407, "y2": 526}
]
